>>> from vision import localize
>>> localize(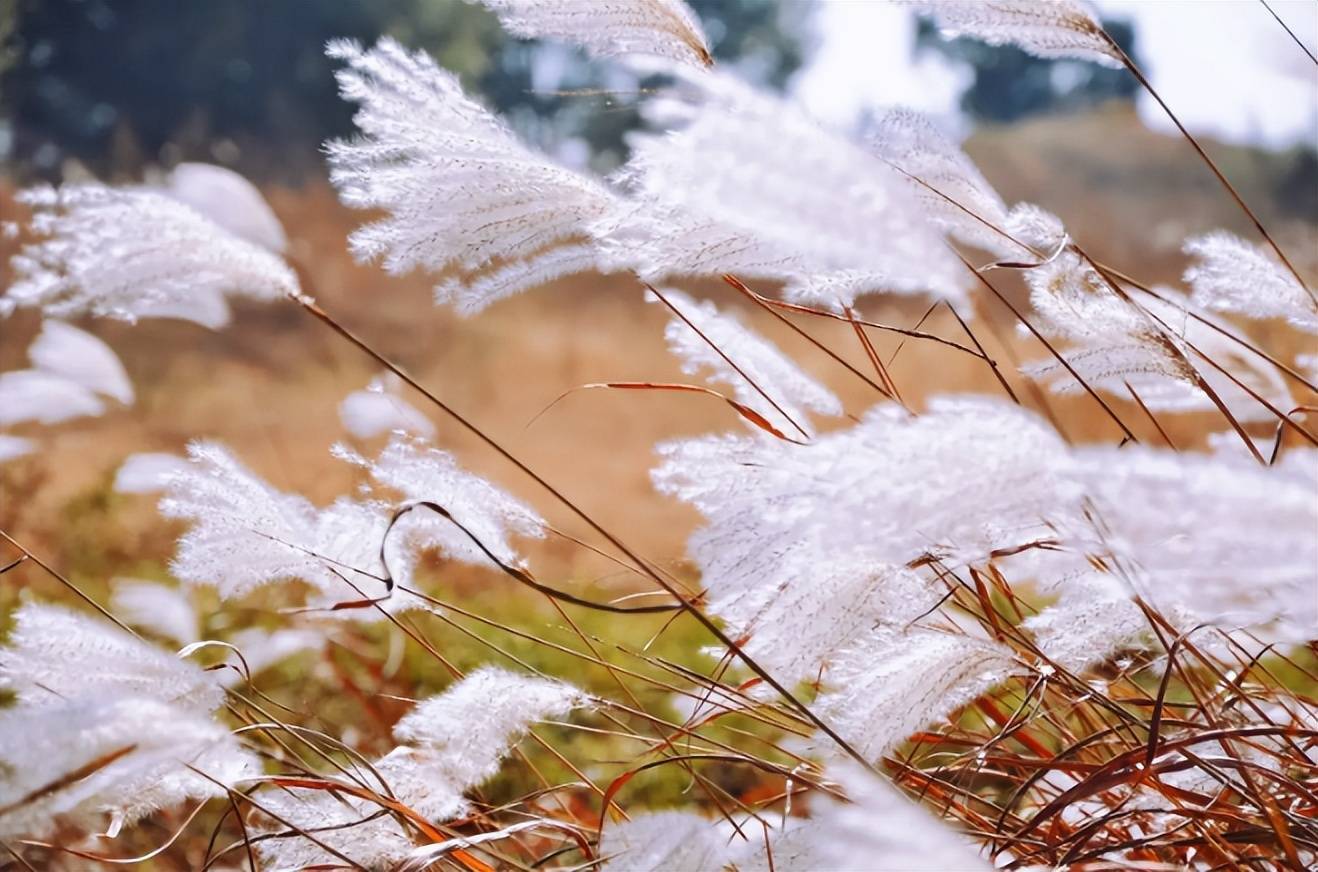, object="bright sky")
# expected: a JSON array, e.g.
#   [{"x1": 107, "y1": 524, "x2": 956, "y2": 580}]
[{"x1": 793, "y1": 0, "x2": 1318, "y2": 150}]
